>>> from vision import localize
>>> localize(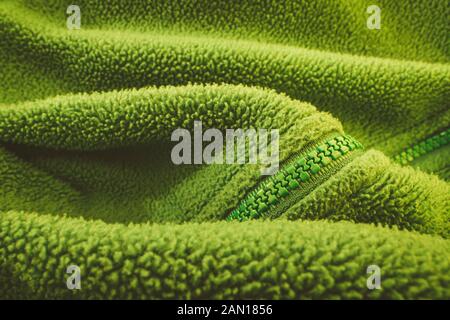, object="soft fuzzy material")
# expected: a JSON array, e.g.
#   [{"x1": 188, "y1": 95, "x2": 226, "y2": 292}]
[{"x1": 0, "y1": 1, "x2": 449, "y2": 299}]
